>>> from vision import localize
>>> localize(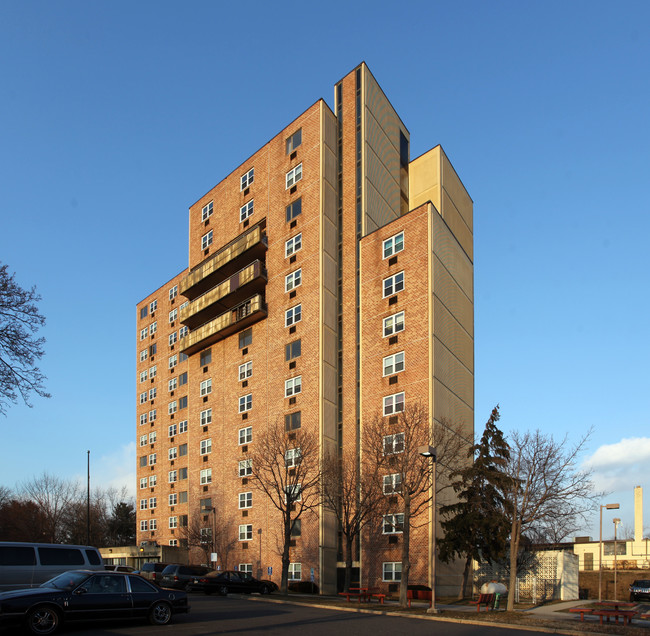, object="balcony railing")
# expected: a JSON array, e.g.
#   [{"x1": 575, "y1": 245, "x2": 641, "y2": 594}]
[
  {"x1": 179, "y1": 294, "x2": 267, "y2": 356},
  {"x1": 180, "y1": 224, "x2": 267, "y2": 301},
  {"x1": 179, "y1": 260, "x2": 267, "y2": 329}
]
